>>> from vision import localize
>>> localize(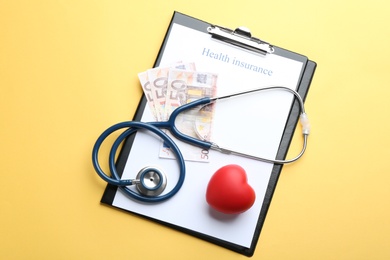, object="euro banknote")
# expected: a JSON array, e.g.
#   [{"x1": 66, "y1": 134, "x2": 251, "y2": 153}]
[
  {"x1": 138, "y1": 63, "x2": 218, "y2": 162},
  {"x1": 159, "y1": 69, "x2": 218, "y2": 162},
  {"x1": 147, "y1": 62, "x2": 196, "y2": 121}
]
